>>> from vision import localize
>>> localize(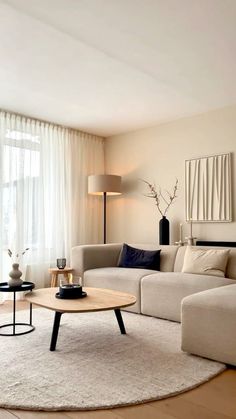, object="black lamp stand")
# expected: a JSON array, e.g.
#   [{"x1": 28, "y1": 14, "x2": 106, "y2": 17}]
[{"x1": 103, "y1": 192, "x2": 107, "y2": 244}]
